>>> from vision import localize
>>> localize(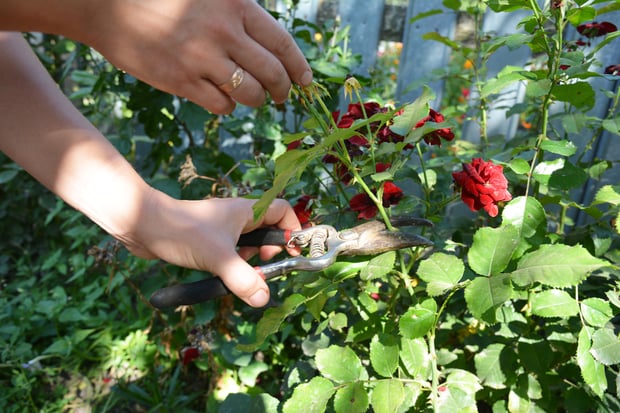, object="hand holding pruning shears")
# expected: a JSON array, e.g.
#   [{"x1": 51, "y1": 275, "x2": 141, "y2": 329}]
[{"x1": 150, "y1": 217, "x2": 433, "y2": 308}]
